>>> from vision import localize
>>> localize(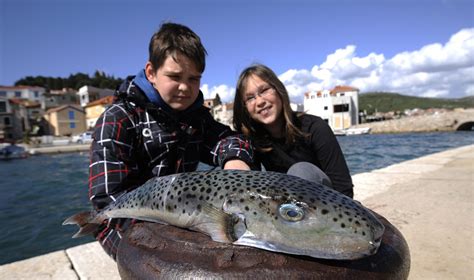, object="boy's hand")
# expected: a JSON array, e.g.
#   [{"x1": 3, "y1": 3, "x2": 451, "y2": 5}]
[{"x1": 223, "y1": 160, "x2": 251, "y2": 170}]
